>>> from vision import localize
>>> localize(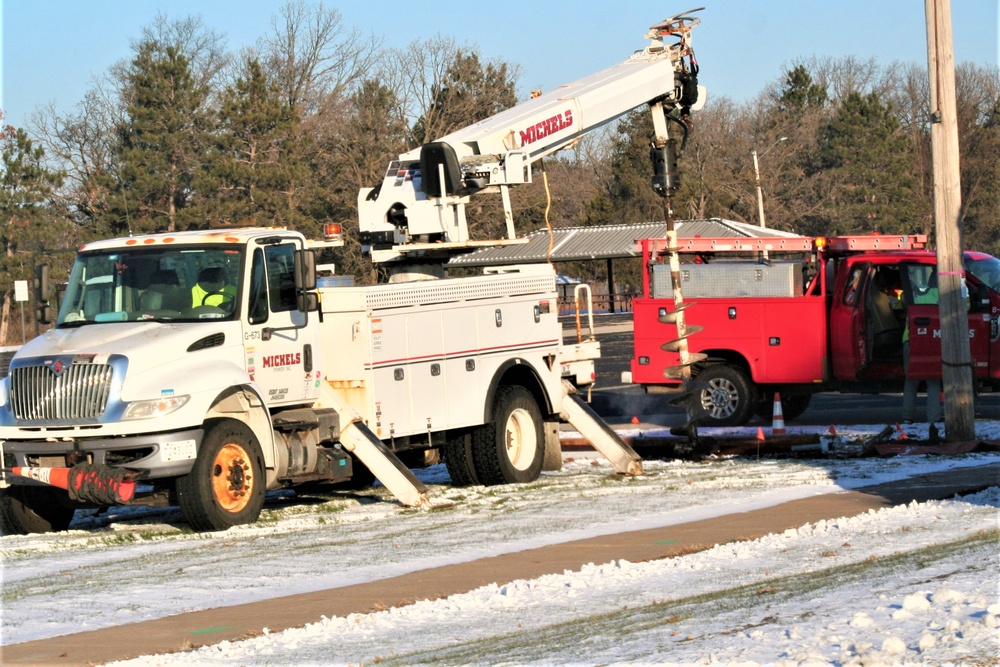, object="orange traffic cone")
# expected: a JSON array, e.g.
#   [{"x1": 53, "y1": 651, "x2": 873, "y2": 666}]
[
  {"x1": 11, "y1": 466, "x2": 70, "y2": 489},
  {"x1": 771, "y1": 392, "x2": 786, "y2": 435},
  {"x1": 631, "y1": 415, "x2": 640, "y2": 425},
  {"x1": 895, "y1": 422, "x2": 908, "y2": 440},
  {"x1": 11, "y1": 465, "x2": 136, "y2": 503},
  {"x1": 828, "y1": 424, "x2": 838, "y2": 437}
]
